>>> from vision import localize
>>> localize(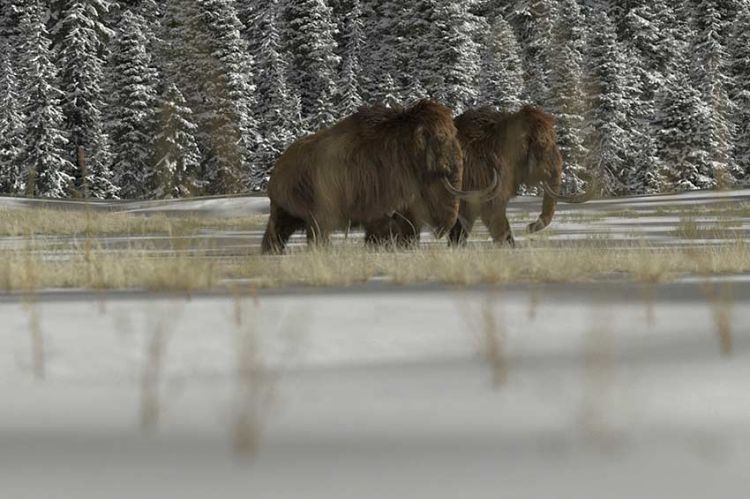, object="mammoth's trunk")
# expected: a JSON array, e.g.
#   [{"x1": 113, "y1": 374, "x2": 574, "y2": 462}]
[
  {"x1": 531, "y1": 170, "x2": 560, "y2": 233},
  {"x1": 530, "y1": 170, "x2": 597, "y2": 234}
]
